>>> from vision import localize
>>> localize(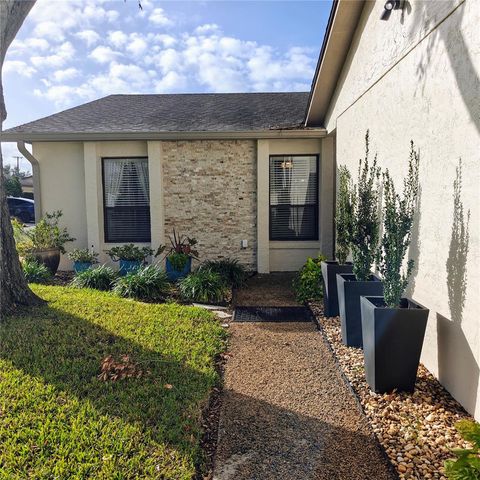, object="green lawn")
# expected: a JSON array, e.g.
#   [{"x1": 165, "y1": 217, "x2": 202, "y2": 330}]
[{"x1": 0, "y1": 285, "x2": 227, "y2": 479}]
